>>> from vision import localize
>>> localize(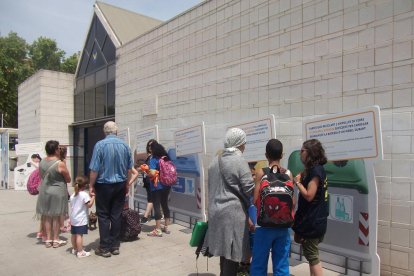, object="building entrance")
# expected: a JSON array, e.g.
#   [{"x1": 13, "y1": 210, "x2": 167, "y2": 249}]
[{"x1": 72, "y1": 120, "x2": 108, "y2": 177}]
